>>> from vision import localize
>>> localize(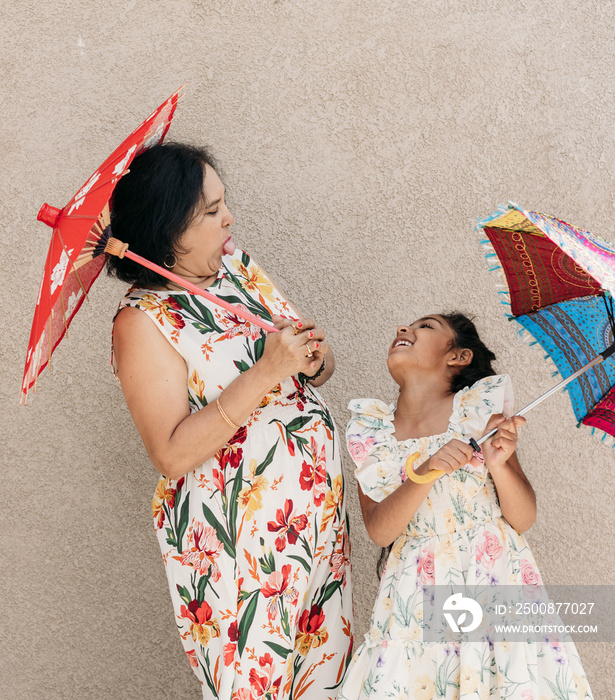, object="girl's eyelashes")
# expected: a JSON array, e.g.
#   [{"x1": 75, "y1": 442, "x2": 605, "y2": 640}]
[
  {"x1": 206, "y1": 209, "x2": 219, "y2": 216},
  {"x1": 419, "y1": 322, "x2": 433, "y2": 329}
]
